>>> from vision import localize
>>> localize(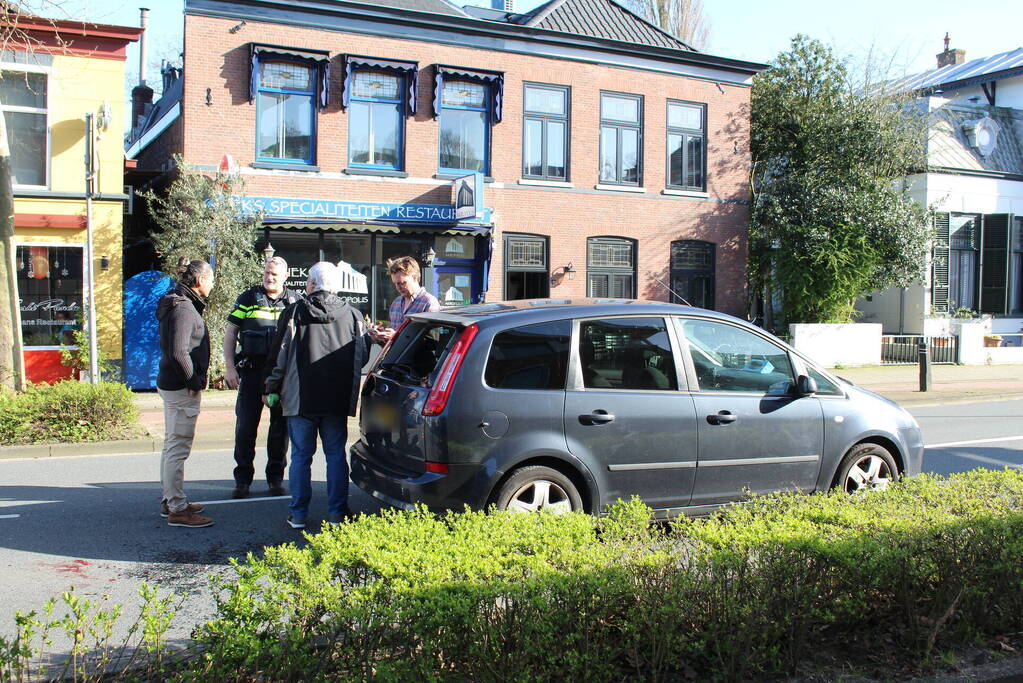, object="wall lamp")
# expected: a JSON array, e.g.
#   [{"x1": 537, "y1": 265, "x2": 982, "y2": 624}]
[
  {"x1": 563, "y1": 262, "x2": 576, "y2": 280},
  {"x1": 422, "y1": 246, "x2": 436, "y2": 267},
  {"x1": 100, "y1": 256, "x2": 110, "y2": 270},
  {"x1": 97, "y1": 101, "x2": 112, "y2": 132},
  {"x1": 263, "y1": 241, "x2": 276, "y2": 261}
]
